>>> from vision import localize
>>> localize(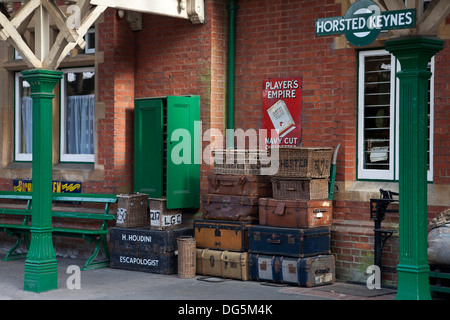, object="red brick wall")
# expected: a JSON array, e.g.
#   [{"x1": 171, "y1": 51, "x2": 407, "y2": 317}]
[
  {"x1": 433, "y1": 40, "x2": 450, "y2": 184},
  {"x1": 234, "y1": 0, "x2": 356, "y2": 182},
  {"x1": 90, "y1": 8, "x2": 136, "y2": 194},
  {"x1": 133, "y1": 1, "x2": 227, "y2": 193}
]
